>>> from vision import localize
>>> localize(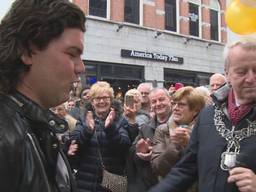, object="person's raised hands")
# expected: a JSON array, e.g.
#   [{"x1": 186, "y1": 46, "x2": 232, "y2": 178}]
[
  {"x1": 86, "y1": 111, "x2": 95, "y2": 130},
  {"x1": 105, "y1": 108, "x2": 116, "y2": 128}
]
